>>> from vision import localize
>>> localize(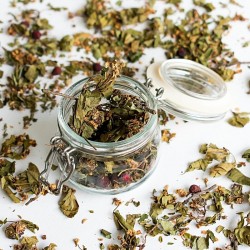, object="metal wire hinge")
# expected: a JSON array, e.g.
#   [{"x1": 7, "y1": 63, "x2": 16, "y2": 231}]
[
  {"x1": 144, "y1": 78, "x2": 164, "y2": 99},
  {"x1": 39, "y1": 136, "x2": 76, "y2": 195}
]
